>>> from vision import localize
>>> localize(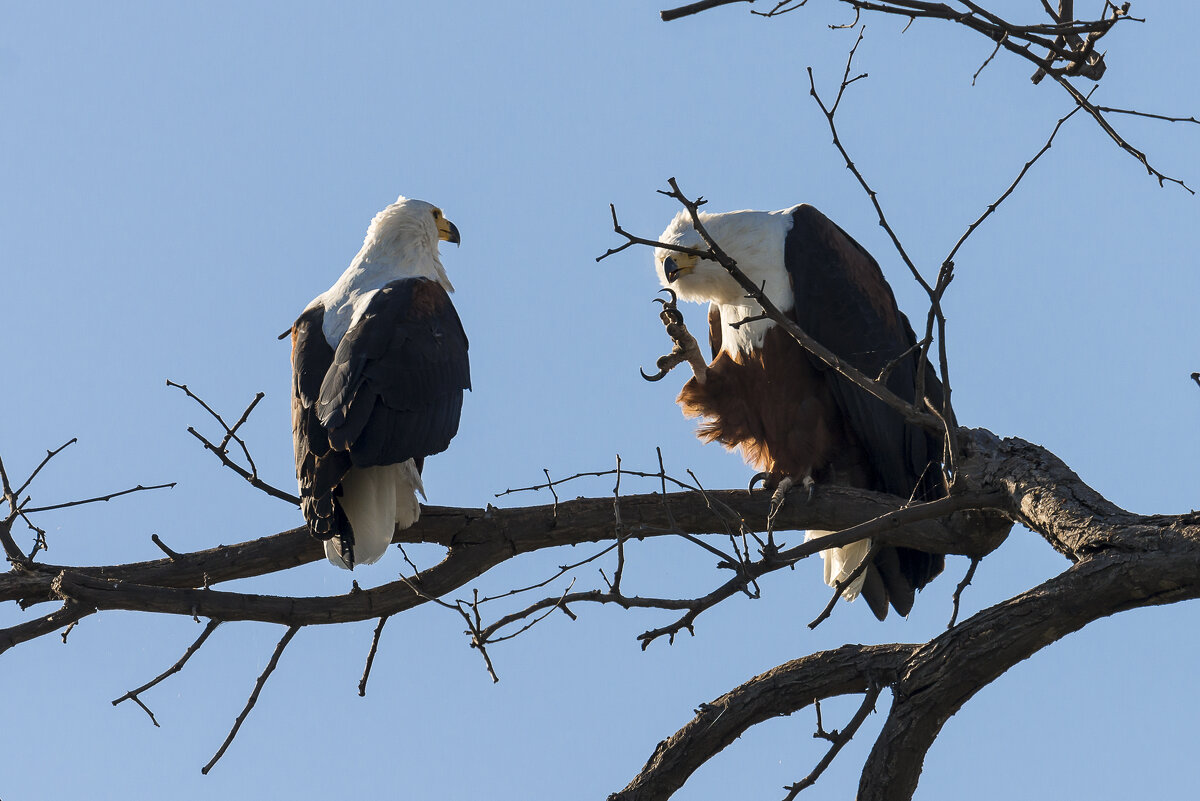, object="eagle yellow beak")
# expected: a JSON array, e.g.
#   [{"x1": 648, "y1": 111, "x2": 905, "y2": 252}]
[
  {"x1": 663, "y1": 252, "x2": 698, "y2": 283},
  {"x1": 437, "y1": 217, "x2": 461, "y2": 245}
]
